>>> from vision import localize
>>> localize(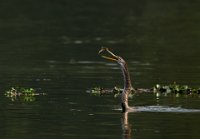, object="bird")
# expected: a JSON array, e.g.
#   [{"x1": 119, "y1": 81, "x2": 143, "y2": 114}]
[{"x1": 99, "y1": 47, "x2": 135, "y2": 112}]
